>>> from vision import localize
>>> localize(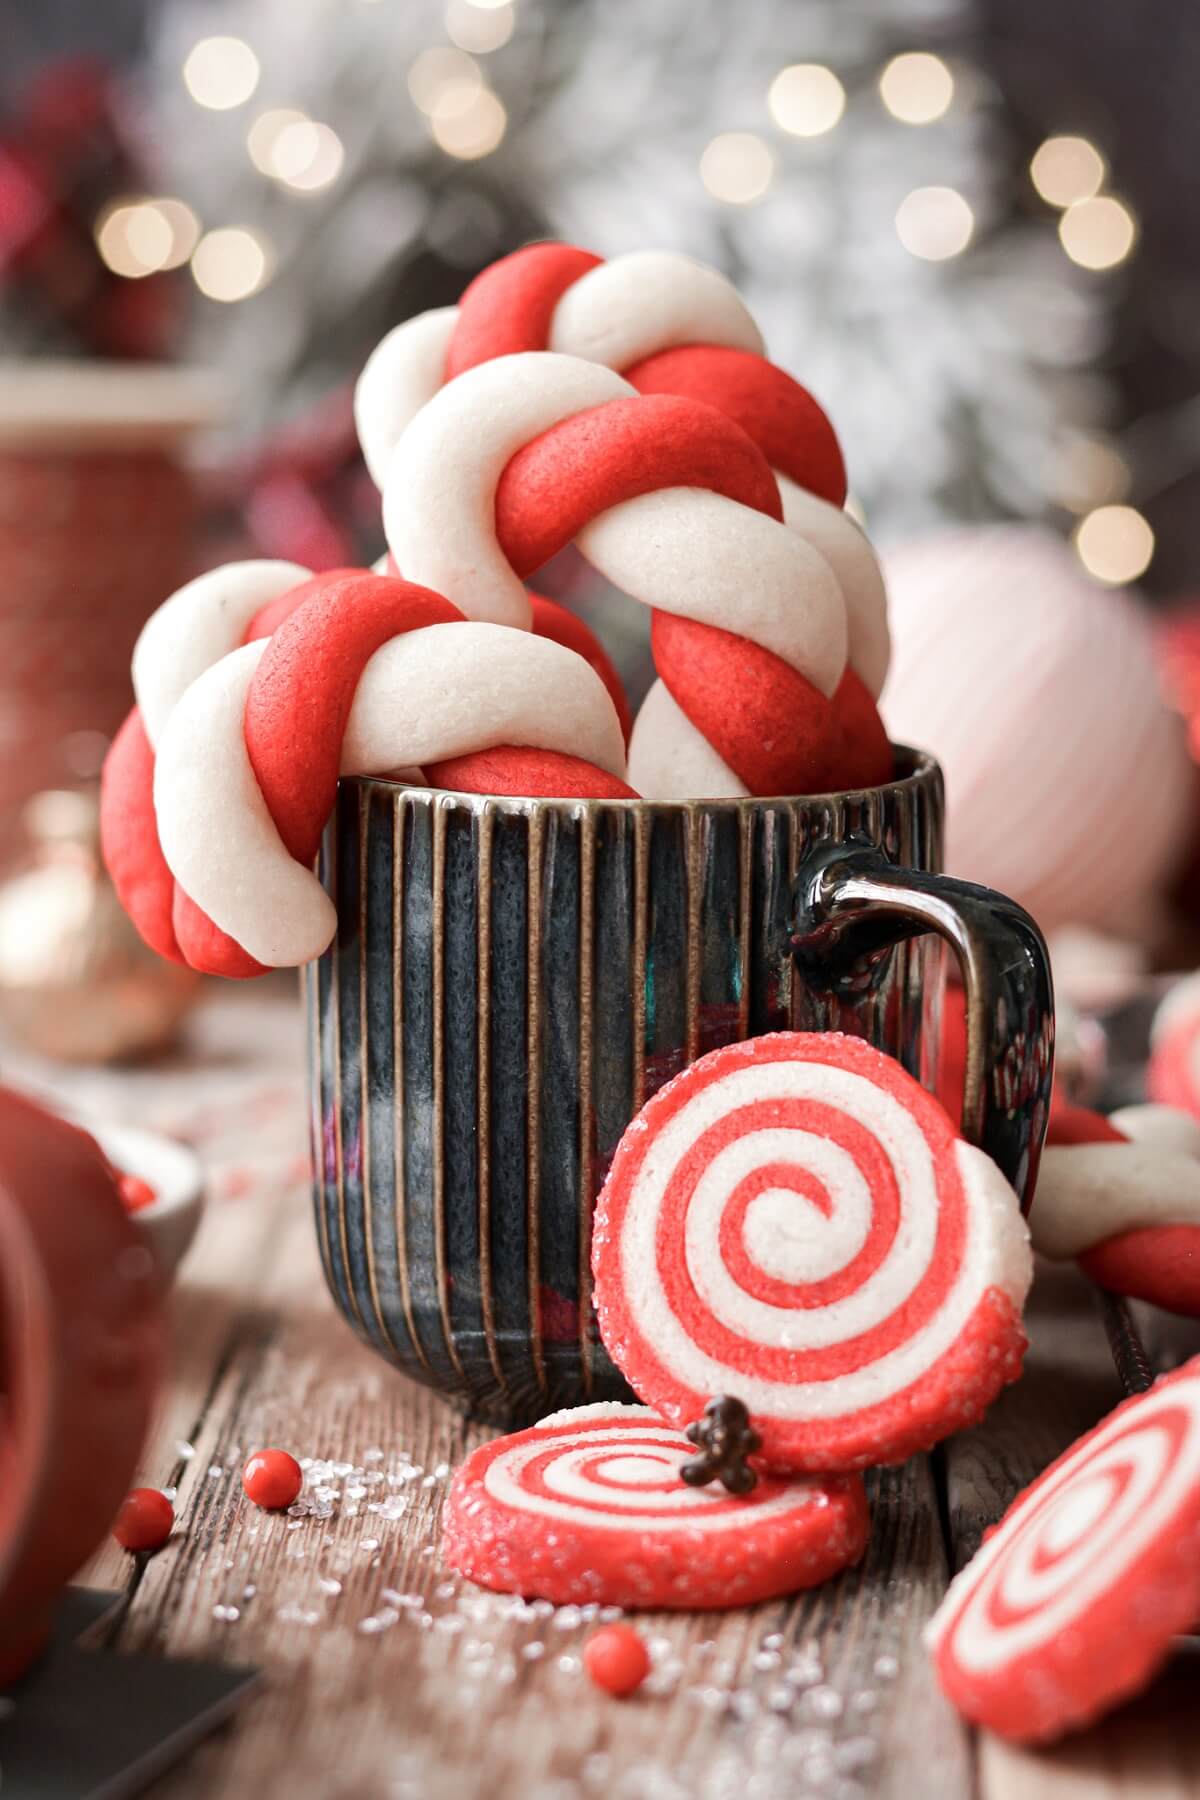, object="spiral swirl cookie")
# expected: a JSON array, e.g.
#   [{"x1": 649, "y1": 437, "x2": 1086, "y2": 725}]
[
  {"x1": 383, "y1": 350, "x2": 890, "y2": 799},
  {"x1": 927, "y1": 1358, "x2": 1200, "y2": 1742},
  {"x1": 591, "y1": 1032, "x2": 1032, "y2": 1473},
  {"x1": 441, "y1": 1403, "x2": 869, "y2": 1609},
  {"x1": 1034, "y1": 1101, "x2": 1200, "y2": 1318},
  {"x1": 104, "y1": 568, "x2": 630, "y2": 975}
]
